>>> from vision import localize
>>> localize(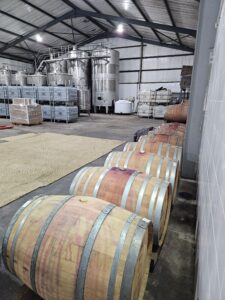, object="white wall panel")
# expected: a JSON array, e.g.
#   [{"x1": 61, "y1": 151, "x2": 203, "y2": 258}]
[
  {"x1": 143, "y1": 44, "x2": 191, "y2": 56},
  {"x1": 197, "y1": 1, "x2": 225, "y2": 300},
  {"x1": 141, "y1": 70, "x2": 181, "y2": 82},
  {"x1": 119, "y1": 84, "x2": 138, "y2": 99},
  {"x1": 118, "y1": 47, "x2": 142, "y2": 58},
  {"x1": 119, "y1": 72, "x2": 139, "y2": 83},
  {"x1": 120, "y1": 59, "x2": 140, "y2": 70},
  {"x1": 142, "y1": 56, "x2": 194, "y2": 69}
]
